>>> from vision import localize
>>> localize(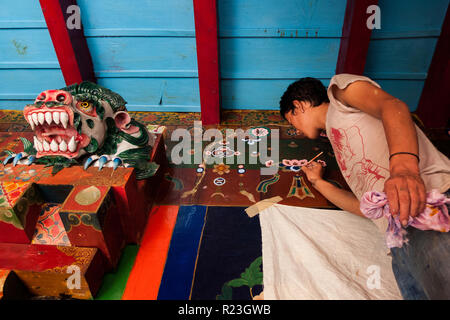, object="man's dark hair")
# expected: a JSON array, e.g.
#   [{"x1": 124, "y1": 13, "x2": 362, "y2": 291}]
[{"x1": 279, "y1": 77, "x2": 329, "y2": 120}]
